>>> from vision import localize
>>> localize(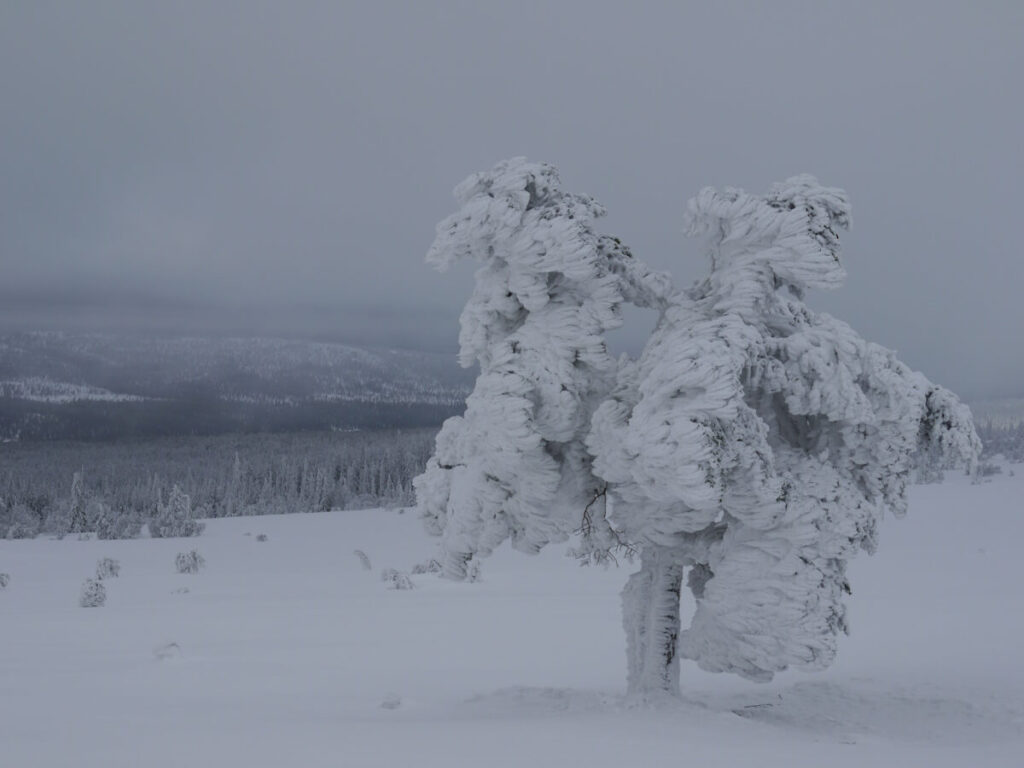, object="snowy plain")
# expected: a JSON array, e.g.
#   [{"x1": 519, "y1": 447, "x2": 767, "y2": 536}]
[{"x1": 2, "y1": 469, "x2": 1022, "y2": 767}]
